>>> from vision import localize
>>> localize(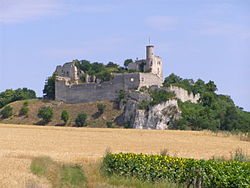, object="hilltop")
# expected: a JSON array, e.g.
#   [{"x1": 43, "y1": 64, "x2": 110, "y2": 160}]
[{"x1": 0, "y1": 99, "x2": 122, "y2": 127}]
